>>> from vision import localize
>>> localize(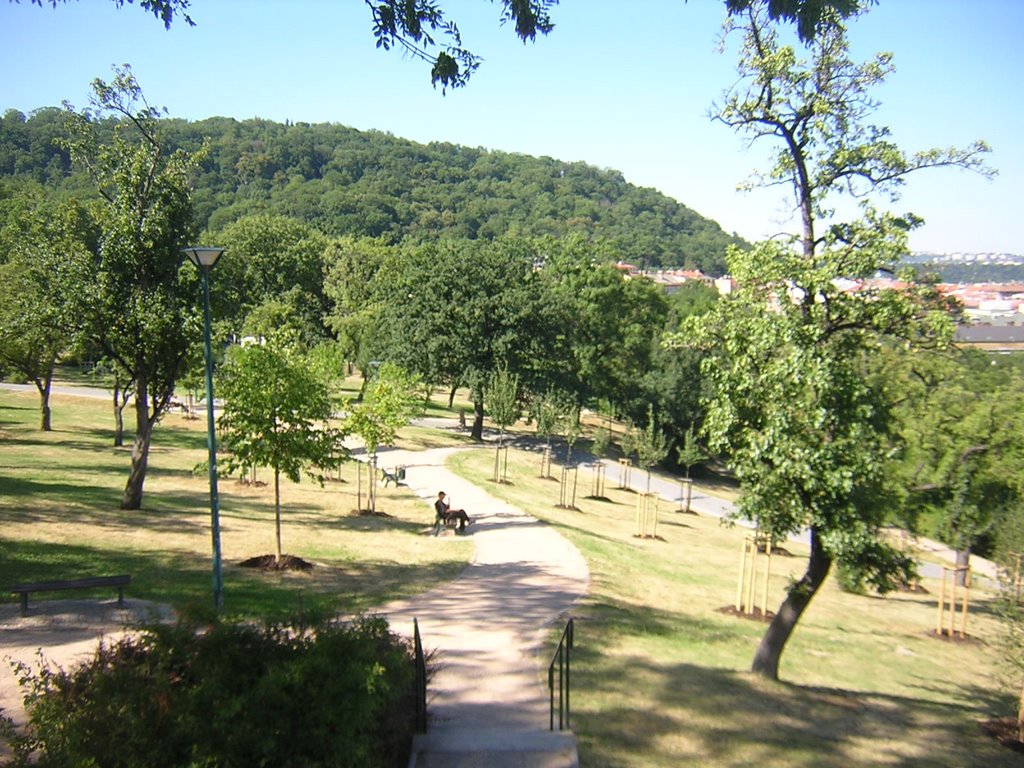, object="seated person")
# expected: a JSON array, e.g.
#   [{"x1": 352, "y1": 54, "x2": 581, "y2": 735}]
[{"x1": 435, "y1": 491, "x2": 471, "y2": 532}]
